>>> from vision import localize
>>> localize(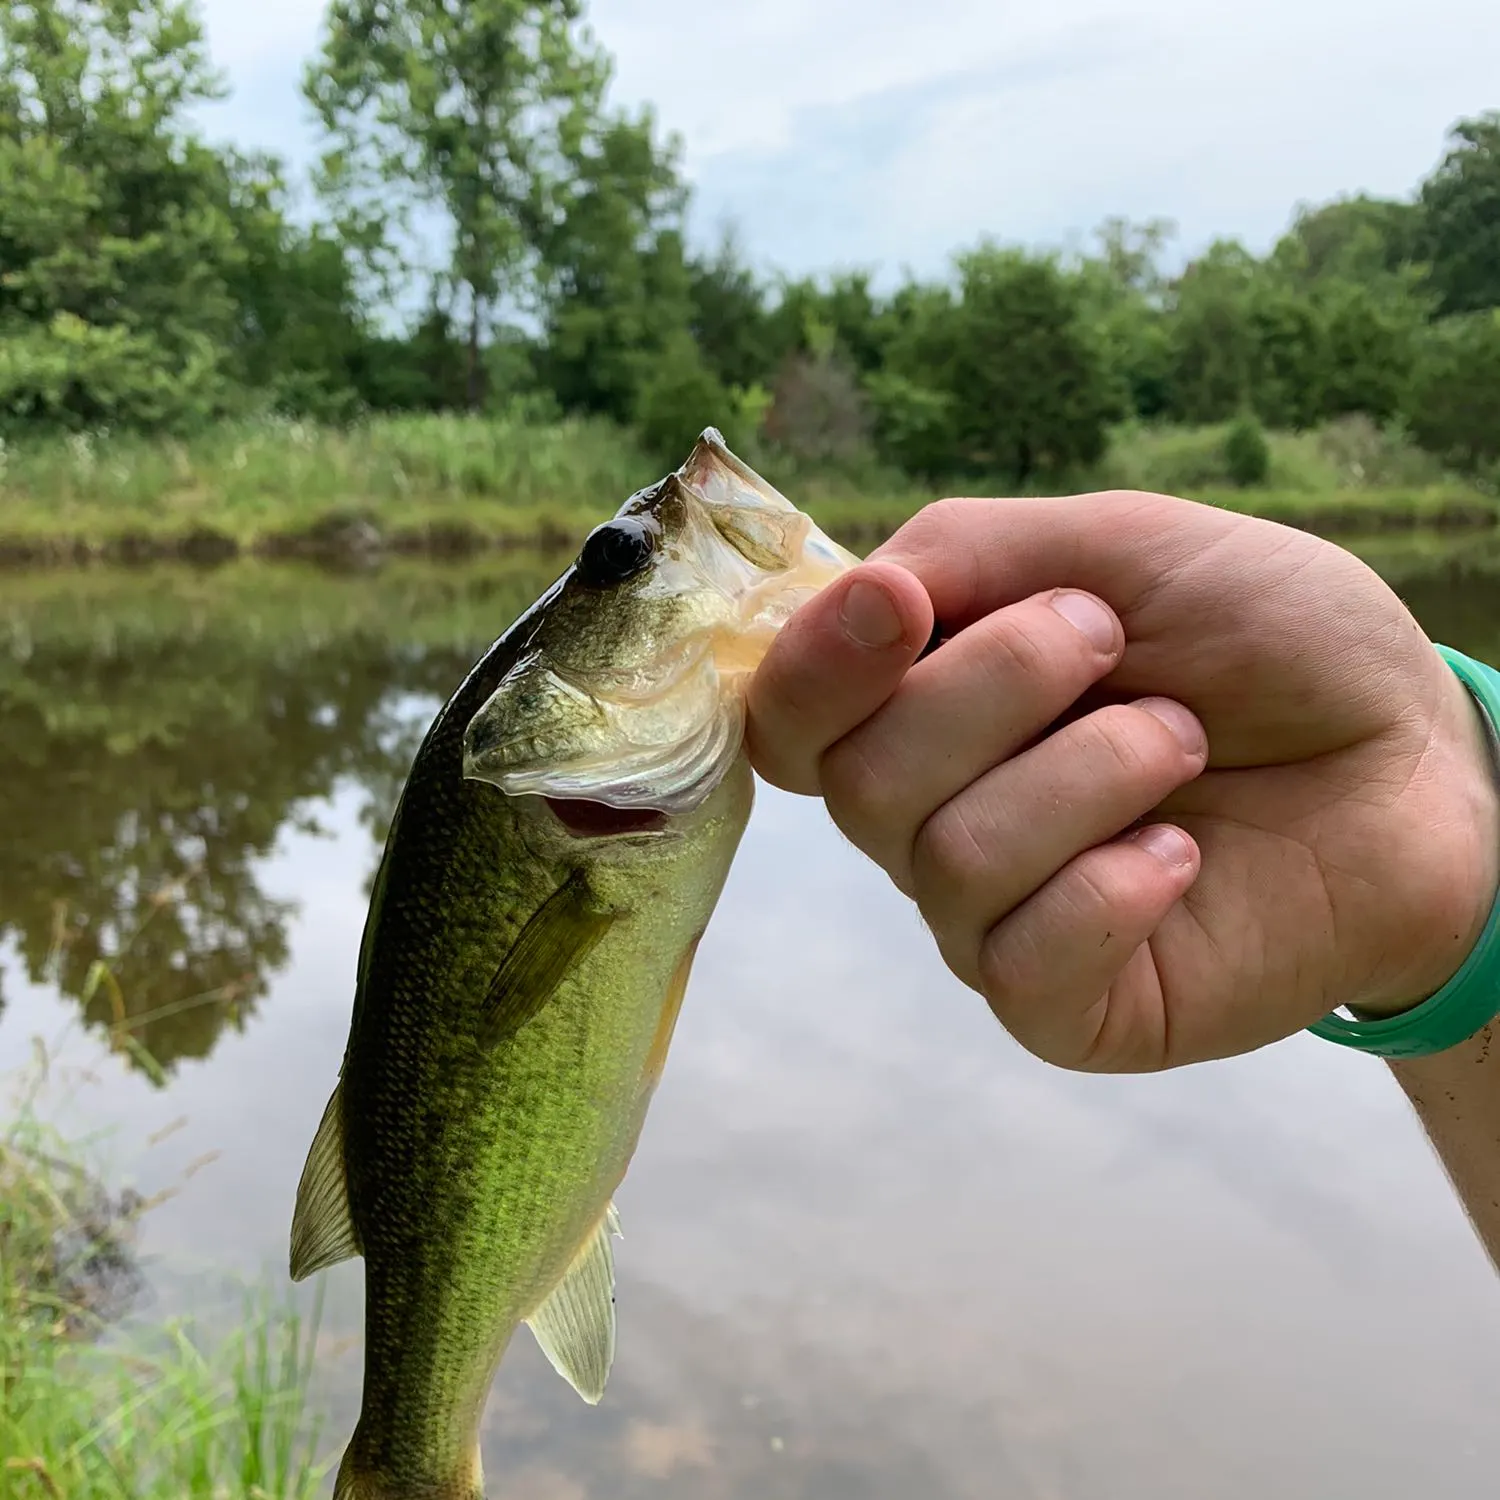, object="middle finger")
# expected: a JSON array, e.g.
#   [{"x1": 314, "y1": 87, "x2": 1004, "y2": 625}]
[{"x1": 818, "y1": 588, "x2": 1125, "y2": 887}]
